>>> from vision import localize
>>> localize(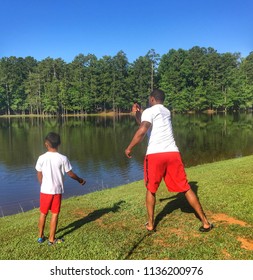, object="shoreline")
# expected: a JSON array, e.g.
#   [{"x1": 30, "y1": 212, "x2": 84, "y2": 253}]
[
  {"x1": 0, "y1": 109, "x2": 250, "y2": 118},
  {"x1": 1, "y1": 154, "x2": 253, "y2": 260},
  {"x1": 1, "y1": 154, "x2": 253, "y2": 218},
  {"x1": 0, "y1": 111, "x2": 135, "y2": 118}
]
